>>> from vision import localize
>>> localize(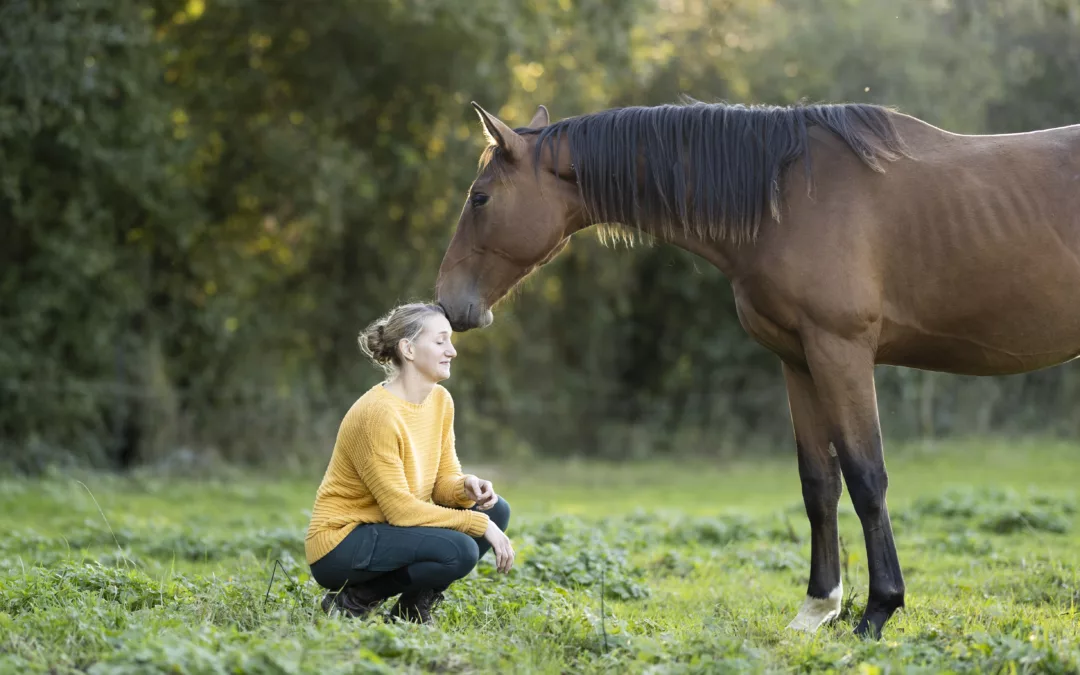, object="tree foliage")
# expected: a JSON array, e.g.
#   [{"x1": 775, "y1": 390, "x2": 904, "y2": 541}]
[{"x1": 2, "y1": 0, "x2": 1078, "y2": 471}]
